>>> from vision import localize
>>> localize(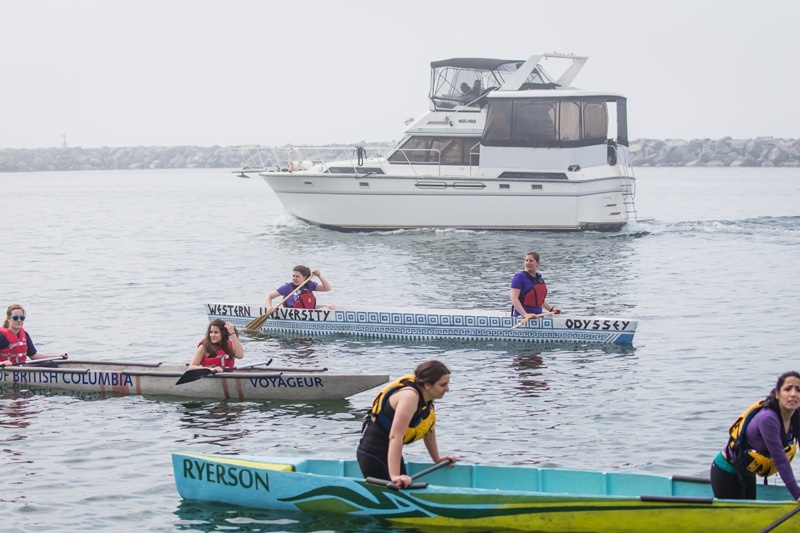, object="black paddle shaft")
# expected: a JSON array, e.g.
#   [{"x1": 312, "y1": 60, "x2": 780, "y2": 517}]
[
  {"x1": 365, "y1": 459, "x2": 453, "y2": 491},
  {"x1": 175, "y1": 359, "x2": 274, "y2": 385},
  {"x1": 757, "y1": 505, "x2": 800, "y2": 533}
]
